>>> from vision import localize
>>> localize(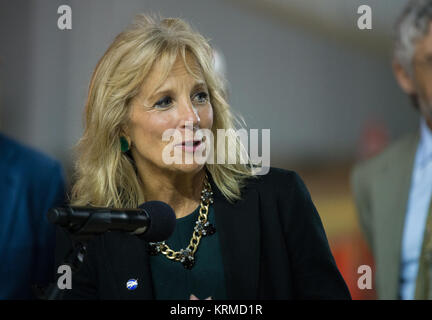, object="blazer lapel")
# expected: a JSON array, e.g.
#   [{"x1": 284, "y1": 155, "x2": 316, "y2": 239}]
[
  {"x1": 373, "y1": 132, "x2": 419, "y2": 299},
  {"x1": 101, "y1": 232, "x2": 154, "y2": 299},
  {"x1": 210, "y1": 176, "x2": 261, "y2": 299}
]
